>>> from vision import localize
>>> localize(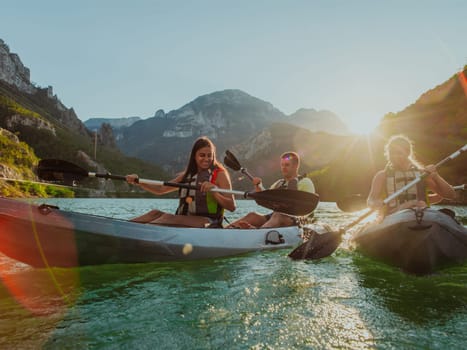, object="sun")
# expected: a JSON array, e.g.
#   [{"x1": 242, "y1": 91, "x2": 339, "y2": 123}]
[{"x1": 347, "y1": 116, "x2": 380, "y2": 135}]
